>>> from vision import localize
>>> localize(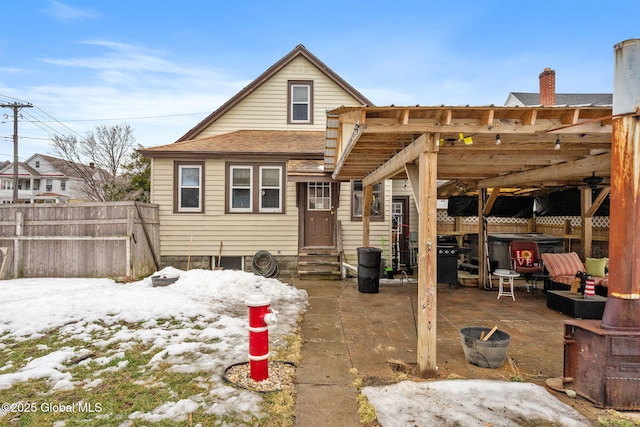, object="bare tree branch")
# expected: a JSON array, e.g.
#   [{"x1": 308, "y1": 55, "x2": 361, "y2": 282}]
[{"x1": 49, "y1": 124, "x2": 137, "y2": 202}]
